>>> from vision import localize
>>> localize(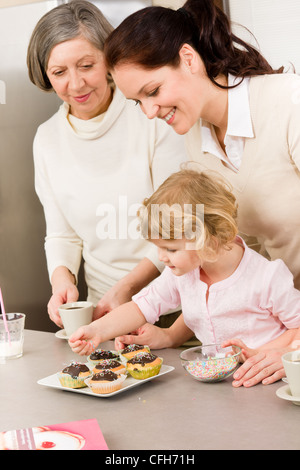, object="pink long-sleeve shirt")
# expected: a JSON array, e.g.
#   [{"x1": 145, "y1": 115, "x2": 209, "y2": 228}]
[{"x1": 132, "y1": 238, "x2": 300, "y2": 348}]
